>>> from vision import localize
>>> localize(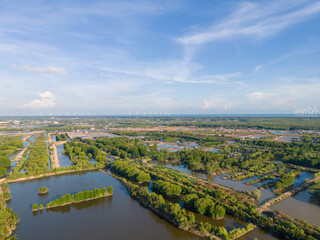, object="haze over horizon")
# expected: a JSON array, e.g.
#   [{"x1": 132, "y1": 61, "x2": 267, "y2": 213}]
[{"x1": 0, "y1": 0, "x2": 319, "y2": 116}]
